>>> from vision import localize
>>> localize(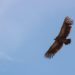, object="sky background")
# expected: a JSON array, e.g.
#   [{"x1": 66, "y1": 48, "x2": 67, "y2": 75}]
[{"x1": 0, "y1": 0, "x2": 75, "y2": 75}]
